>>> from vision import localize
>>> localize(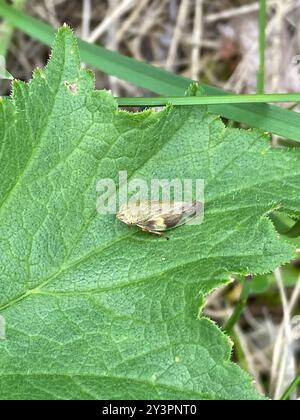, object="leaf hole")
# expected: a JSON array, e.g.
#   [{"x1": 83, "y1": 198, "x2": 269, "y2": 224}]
[{"x1": 65, "y1": 81, "x2": 79, "y2": 94}]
